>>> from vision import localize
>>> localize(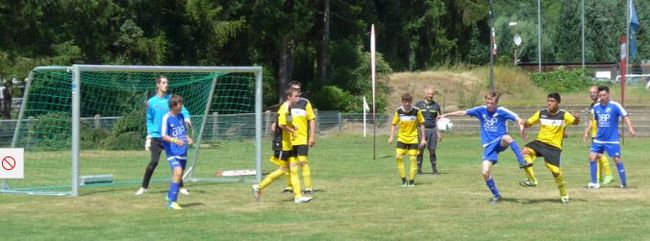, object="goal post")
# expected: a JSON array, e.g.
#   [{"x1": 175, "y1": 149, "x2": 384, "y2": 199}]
[{"x1": 4, "y1": 65, "x2": 263, "y2": 196}]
